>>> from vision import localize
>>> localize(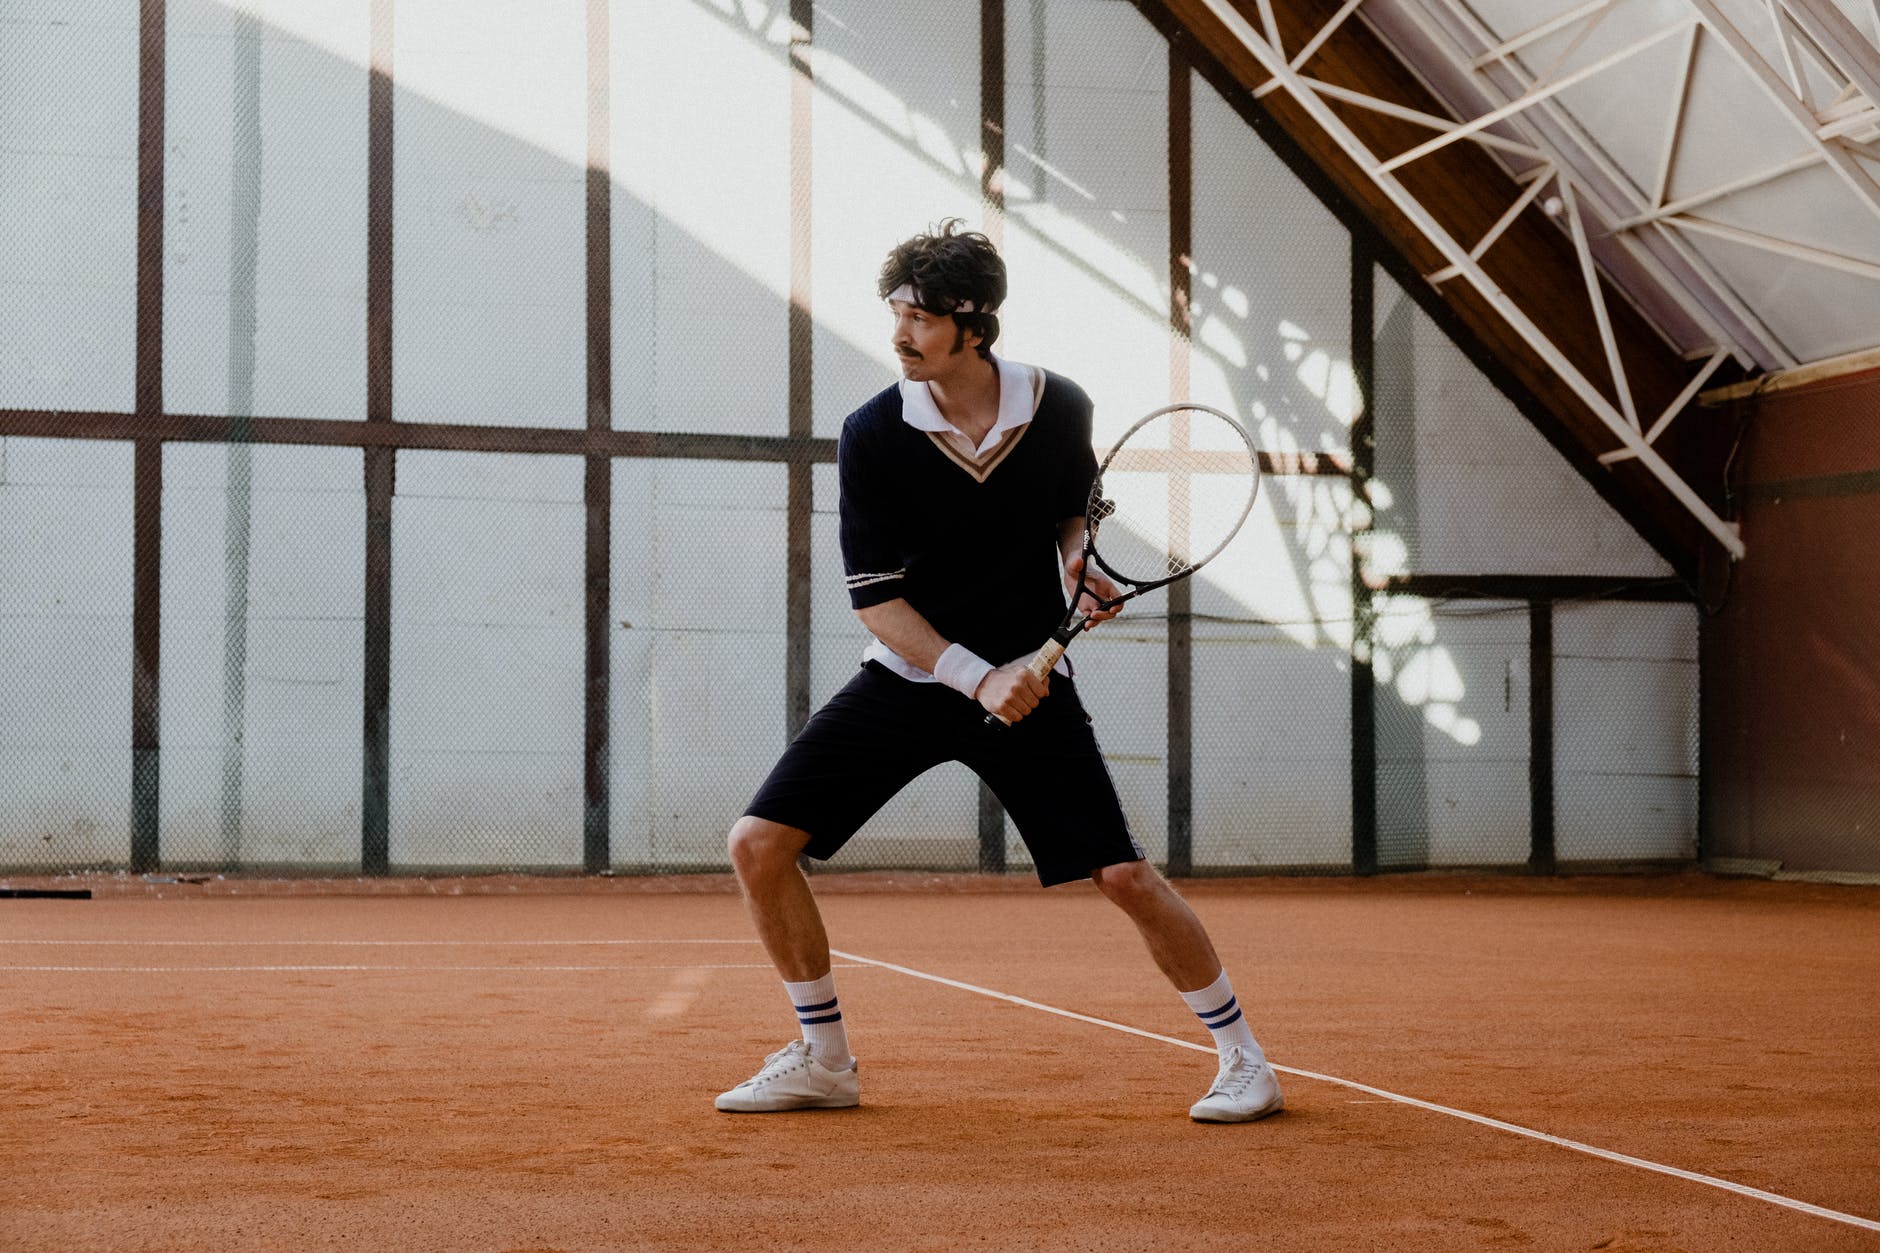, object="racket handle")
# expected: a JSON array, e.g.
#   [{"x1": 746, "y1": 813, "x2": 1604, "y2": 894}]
[
  {"x1": 984, "y1": 639, "x2": 1070, "y2": 728},
  {"x1": 1026, "y1": 638, "x2": 1068, "y2": 678}
]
